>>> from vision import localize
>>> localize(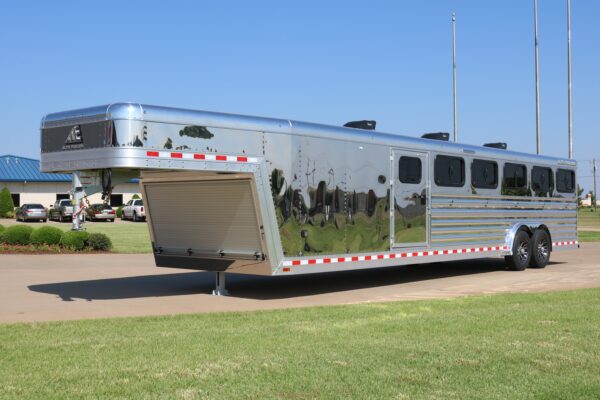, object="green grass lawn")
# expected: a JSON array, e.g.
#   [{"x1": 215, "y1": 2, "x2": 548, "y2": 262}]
[
  {"x1": 51, "y1": 222, "x2": 152, "y2": 253},
  {"x1": 578, "y1": 209, "x2": 600, "y2": 229},
  {"x1": 578, "y1": 231, "x2": 600, "y2": 242},
  {"x1": 1, "y1": 289, "x2": 599, "y2": 399}
]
